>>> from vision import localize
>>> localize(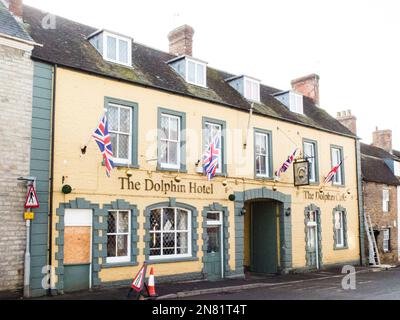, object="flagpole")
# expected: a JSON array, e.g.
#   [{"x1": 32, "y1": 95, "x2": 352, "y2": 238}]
[{"x1": 81, "y1": 113, "x2": 105, "y2": 155}]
